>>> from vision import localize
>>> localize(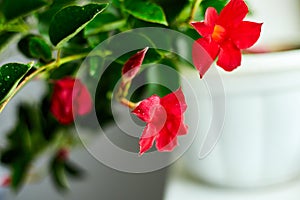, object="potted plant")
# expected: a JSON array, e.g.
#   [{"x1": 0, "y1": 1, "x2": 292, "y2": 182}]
[{"x1": 0, "y1": 0, "x2": 267, "y2": 193}]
